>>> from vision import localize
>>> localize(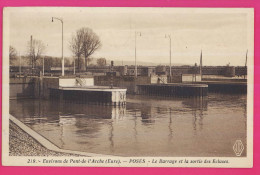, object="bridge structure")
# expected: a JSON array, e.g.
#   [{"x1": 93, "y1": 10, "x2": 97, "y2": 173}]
[{"x1": 35, "y1": 76, "x2": 127, "y2": 106}]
